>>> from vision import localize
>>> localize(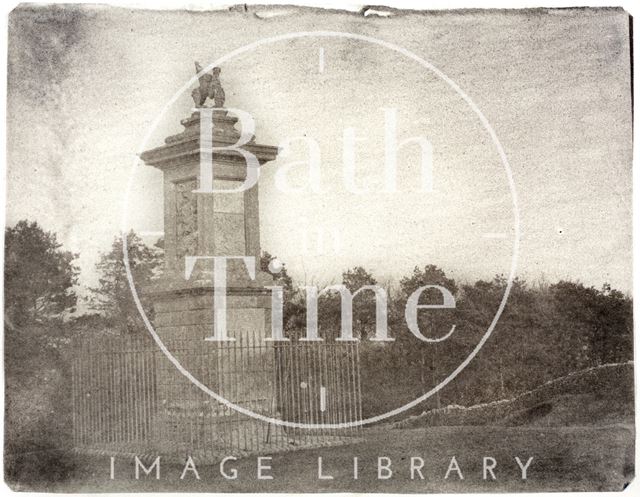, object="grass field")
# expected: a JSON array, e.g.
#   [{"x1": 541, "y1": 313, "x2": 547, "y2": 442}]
[{"x1": 10, "y1": 423, "x2": 633, "y2": 493}]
